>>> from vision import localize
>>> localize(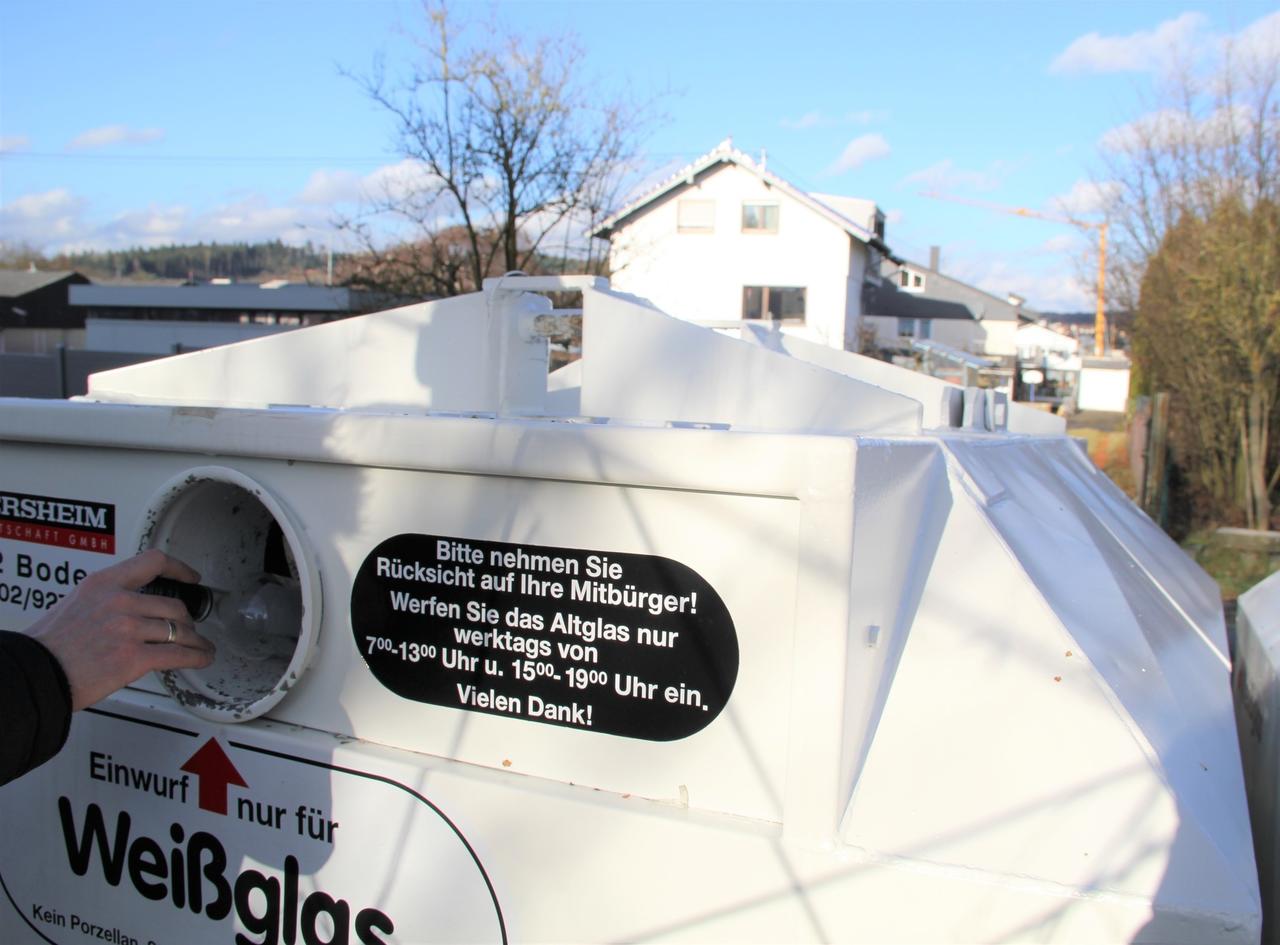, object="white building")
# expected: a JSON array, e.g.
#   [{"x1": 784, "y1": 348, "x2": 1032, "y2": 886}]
[
  {"x1": 863, "y1": 254, "x2": 1030, "y2": 358},
  {"x1": 1016, "y1": 322, "x2": 1081, "y2": 372},
  {"x1": 1077, "y1": 355, "x2": 1132, "y2": 413},
  {"x1": 591, "y1": 139, "x2": 891, "y2": 351}
]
